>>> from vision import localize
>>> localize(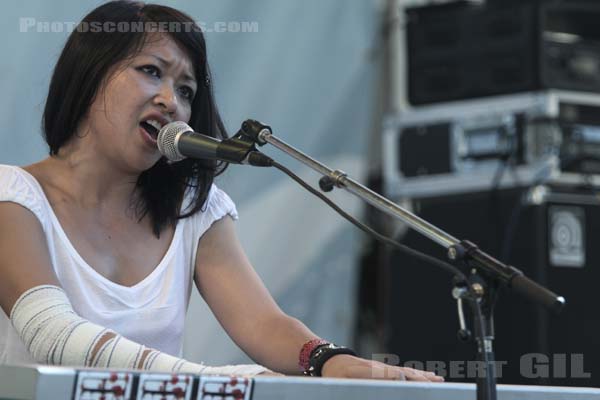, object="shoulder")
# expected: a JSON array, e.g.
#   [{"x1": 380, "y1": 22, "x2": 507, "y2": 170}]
[
  {"x1": 180, "y1": 183, "x2": 238, "y2": 242},
  {"x1": 0, "y1": 164, "x2": 49, "y2": 227},
  {"x1": 183, "y1": 183, "x2": 238, "y2": 220},
  {"x1": 207, "y1": 184, "x2": 238, "y2": 216},
  {"x1": 0, "y1": 164, "x2": 43, "y2": 197},
  {"x1": 0, "y1": 164, "x2": 27, "y2": 181}
]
